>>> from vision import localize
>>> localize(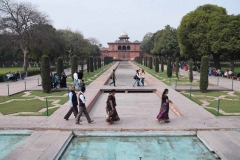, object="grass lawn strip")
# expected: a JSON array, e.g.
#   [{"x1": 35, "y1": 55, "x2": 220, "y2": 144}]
[
  {"x1": 0, "y1": 91, "x2": 69, "y2": 116},
  {"x1": 181, "y1": 91, "x2": 240, "y2": 115}
]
